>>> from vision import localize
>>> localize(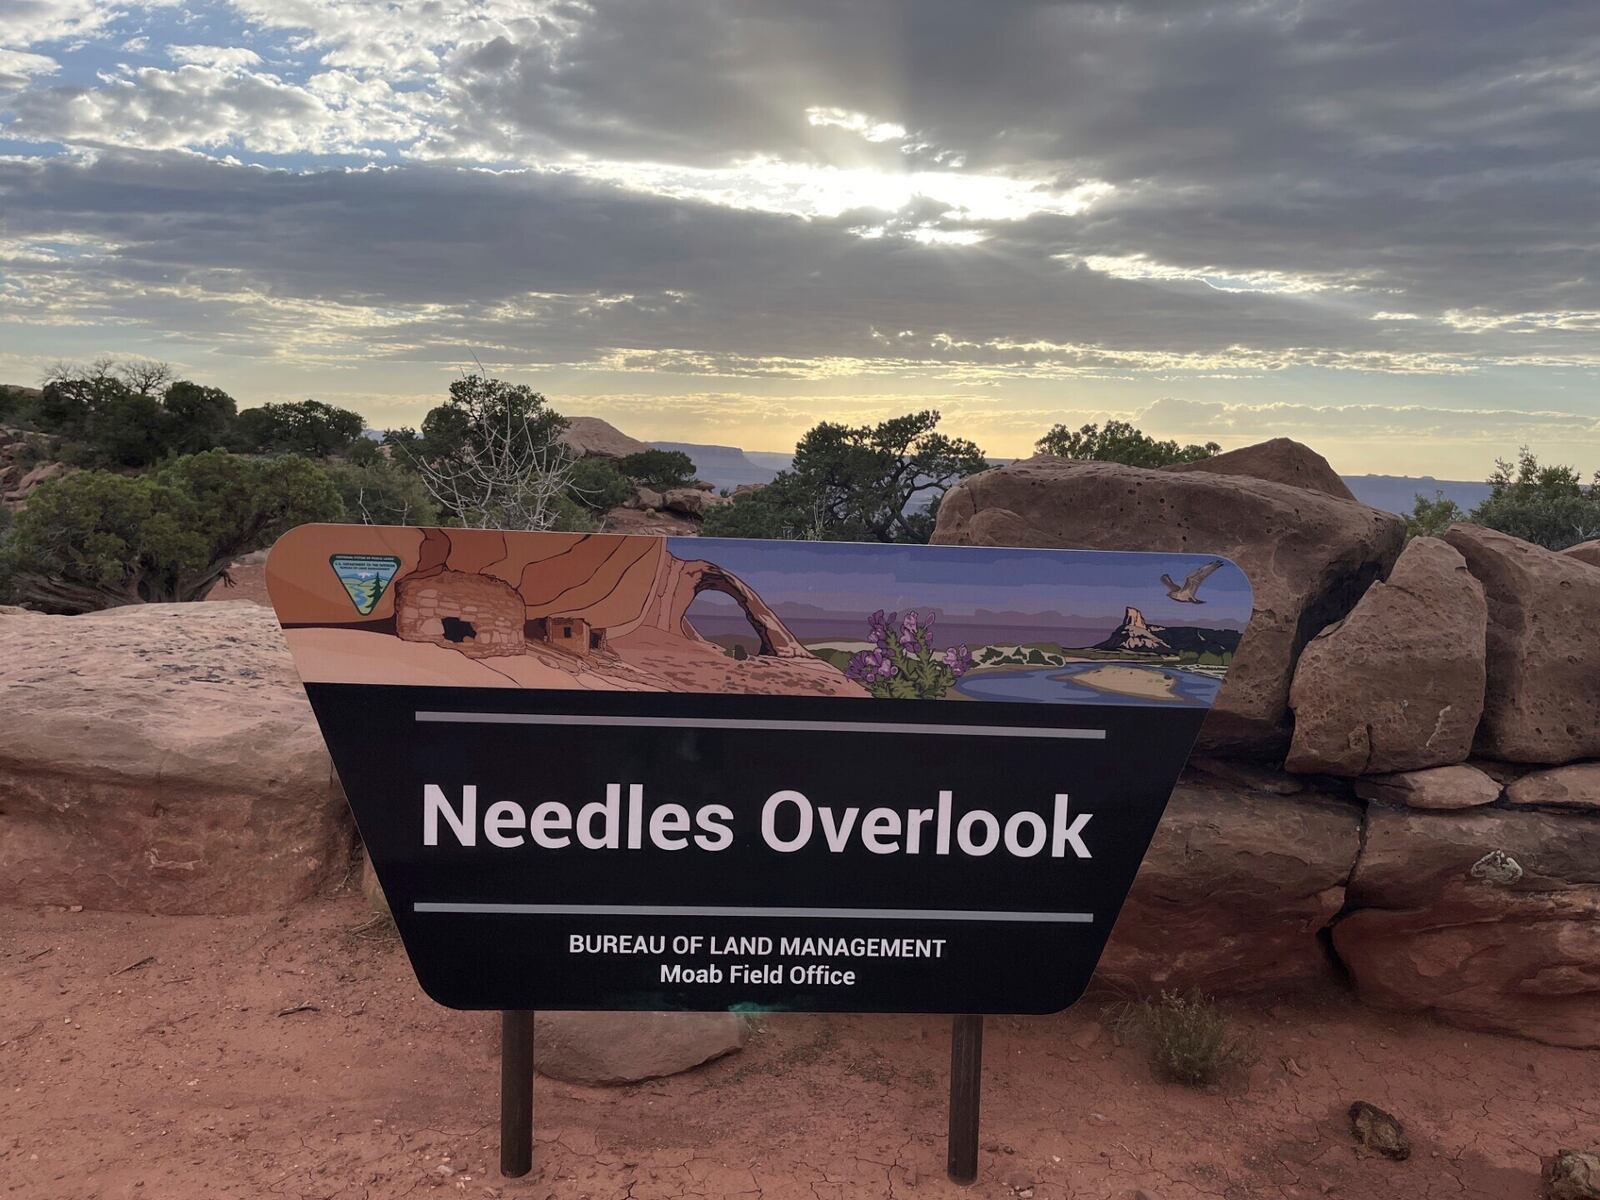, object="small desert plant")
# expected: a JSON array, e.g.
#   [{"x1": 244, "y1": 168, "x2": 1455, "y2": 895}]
[
  {"x1": 1113, "y1": 989, "x2": 1254, "y2": 1086},
  {"x1": 844, "y1": 608, "x2": 973, "y2": 698}
]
